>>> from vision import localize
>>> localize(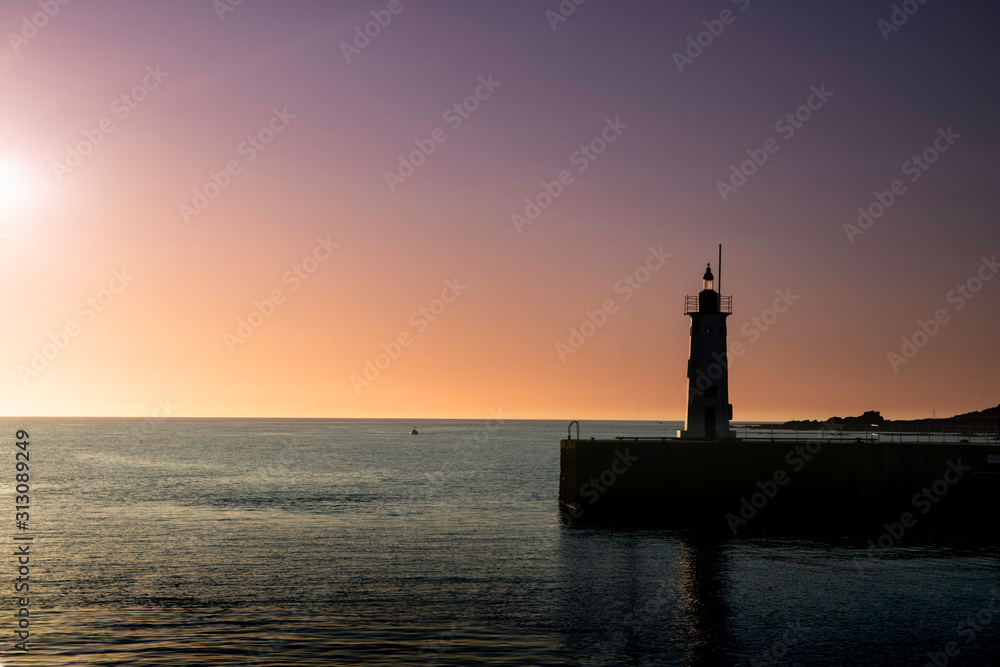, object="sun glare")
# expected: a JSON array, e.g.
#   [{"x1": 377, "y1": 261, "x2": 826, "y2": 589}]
[{"x1": 0, "y1": 158, "x2": 40, "y2": 218}]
